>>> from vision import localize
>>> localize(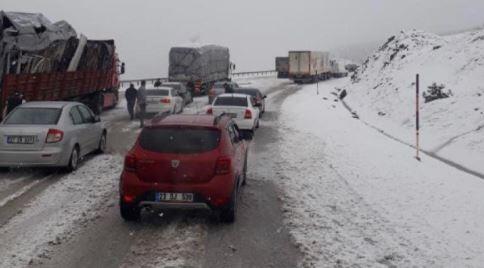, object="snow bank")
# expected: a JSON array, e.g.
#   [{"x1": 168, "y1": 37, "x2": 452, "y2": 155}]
[
  {"x1": 279, "y1": 80, "x2": 484, "y2": 267},
  {"x1": 0, "y1": 155, "x2": 123, "y2": 267},
  {"x1": 344, "y1": 29, "x2": 484, "y2": 173}
]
